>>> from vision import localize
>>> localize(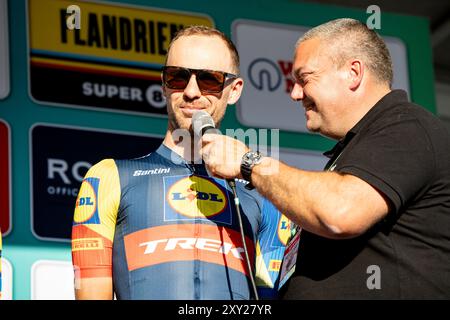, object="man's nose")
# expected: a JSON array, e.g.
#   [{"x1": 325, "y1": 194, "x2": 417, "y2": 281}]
[
  {"x1": 290, "y1": 82, "x2": 304, "y2": 101},
  {"x1": 183, "y1": 75, "x2": 202, "y2": 99}
]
